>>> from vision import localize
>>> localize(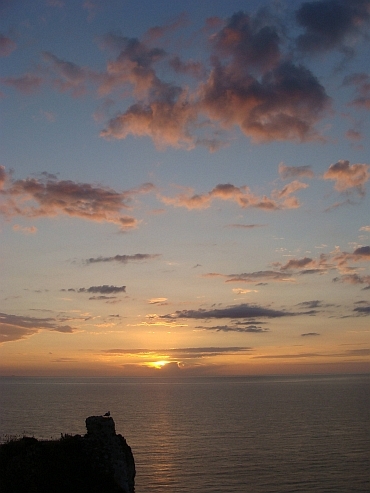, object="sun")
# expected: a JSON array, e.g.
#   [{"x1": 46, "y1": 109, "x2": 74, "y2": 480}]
[{"x1": 148, "y1": 360, "x2": 169, "y2": 369}]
